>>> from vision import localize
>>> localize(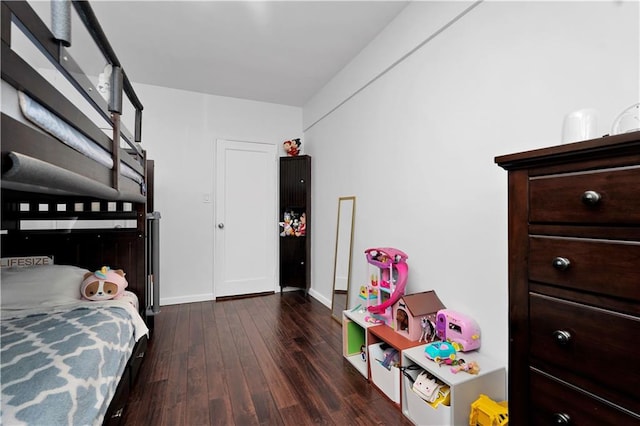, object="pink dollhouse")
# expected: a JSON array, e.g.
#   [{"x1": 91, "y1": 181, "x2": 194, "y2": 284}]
[
  {"x1": 362, "y1": 247, "x2": 409, "y2": 326},
  {"x1": 393, "y1": 290, "x2": 446, "y2": 342}
]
